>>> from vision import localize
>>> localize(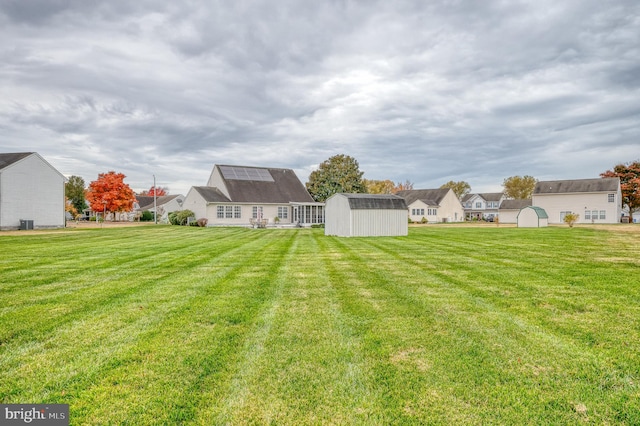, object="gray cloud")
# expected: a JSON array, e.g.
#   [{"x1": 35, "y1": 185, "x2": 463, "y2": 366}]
[{"x1": 1, "y1": 0, "x2": 638, "y2": 195}]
